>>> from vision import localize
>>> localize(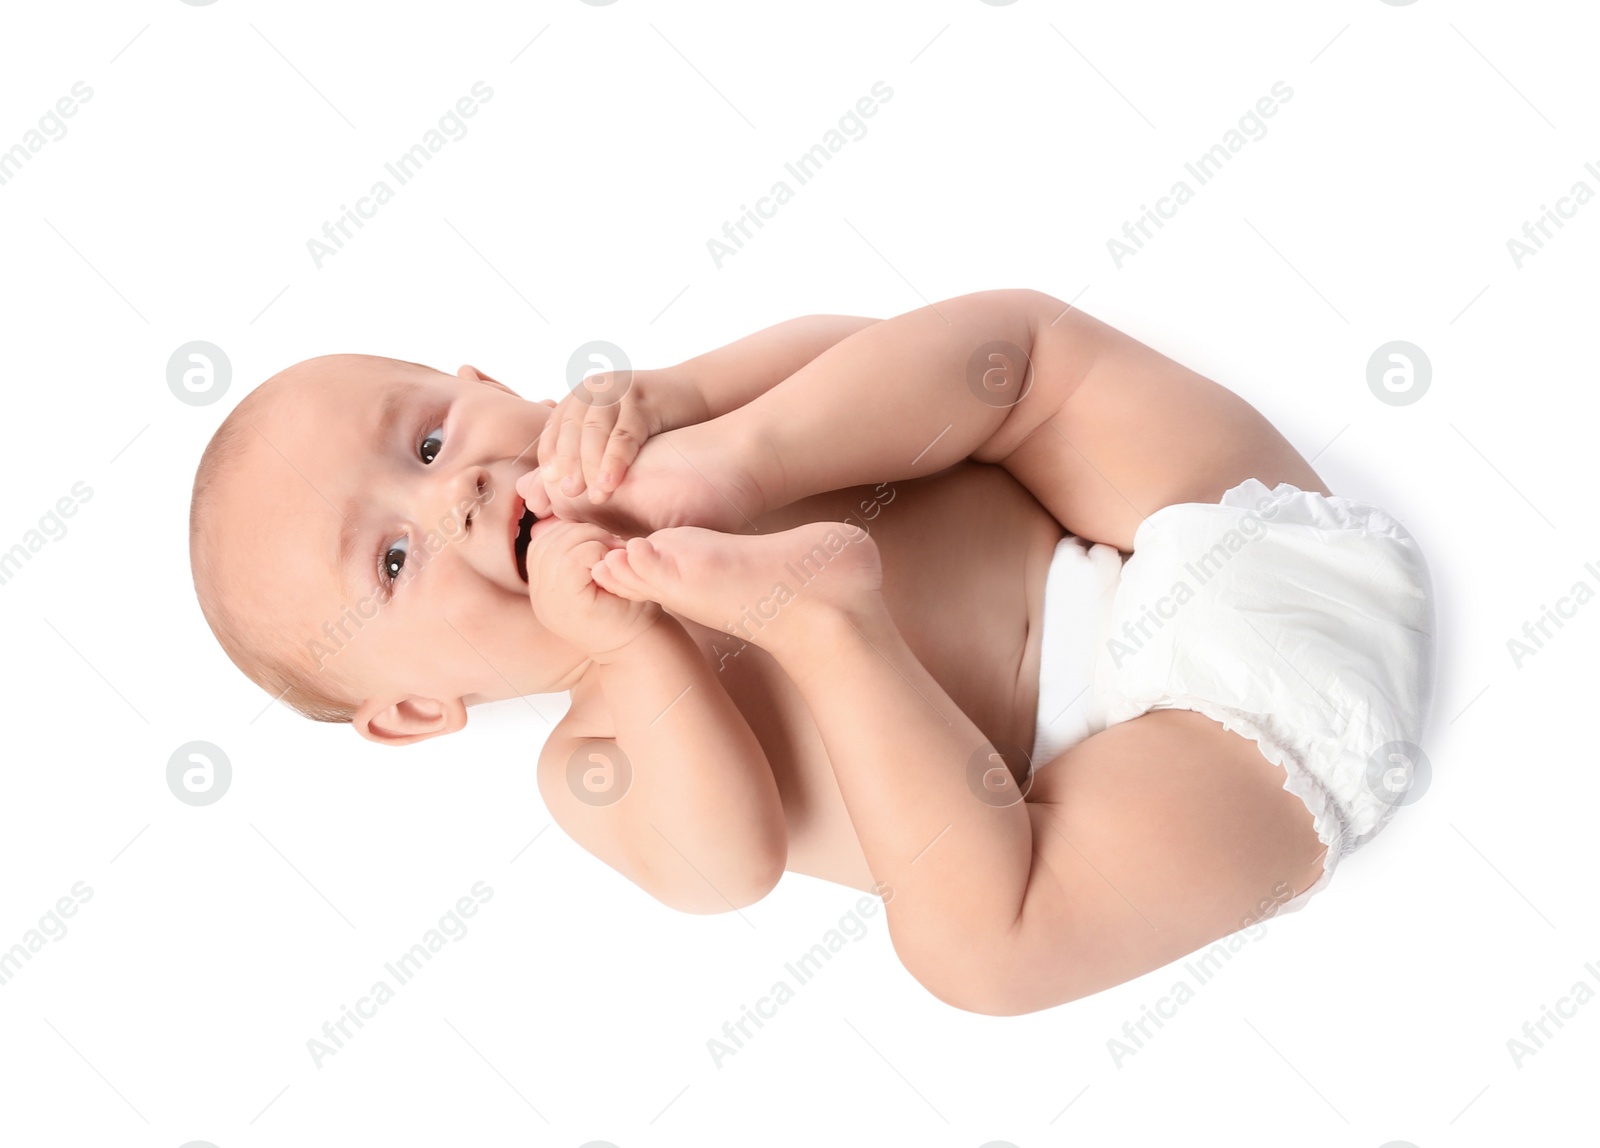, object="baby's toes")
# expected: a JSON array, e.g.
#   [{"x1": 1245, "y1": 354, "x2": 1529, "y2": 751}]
[
  {"x1": 593, "y1": 537, "x2": 658, "y2": 593},
  {"x1": 592, "y1": 547, "x2": 649, "y2": 600},
  {"x1": 639, "y1": 535, "x2": 705, "y2": 599}
]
